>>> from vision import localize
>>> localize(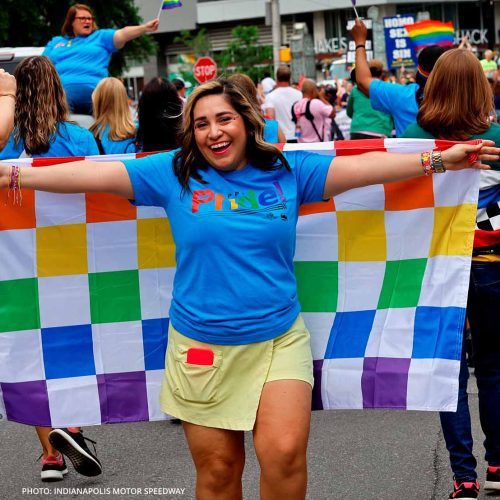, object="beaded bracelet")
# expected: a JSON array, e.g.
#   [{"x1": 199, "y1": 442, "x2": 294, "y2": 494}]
[
  {"x1": 420, "y1": 152, "x2": 432, "y2": 175},
  {"x1": 8, "y1": 165, "x2": 22, "y2": 205}
]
